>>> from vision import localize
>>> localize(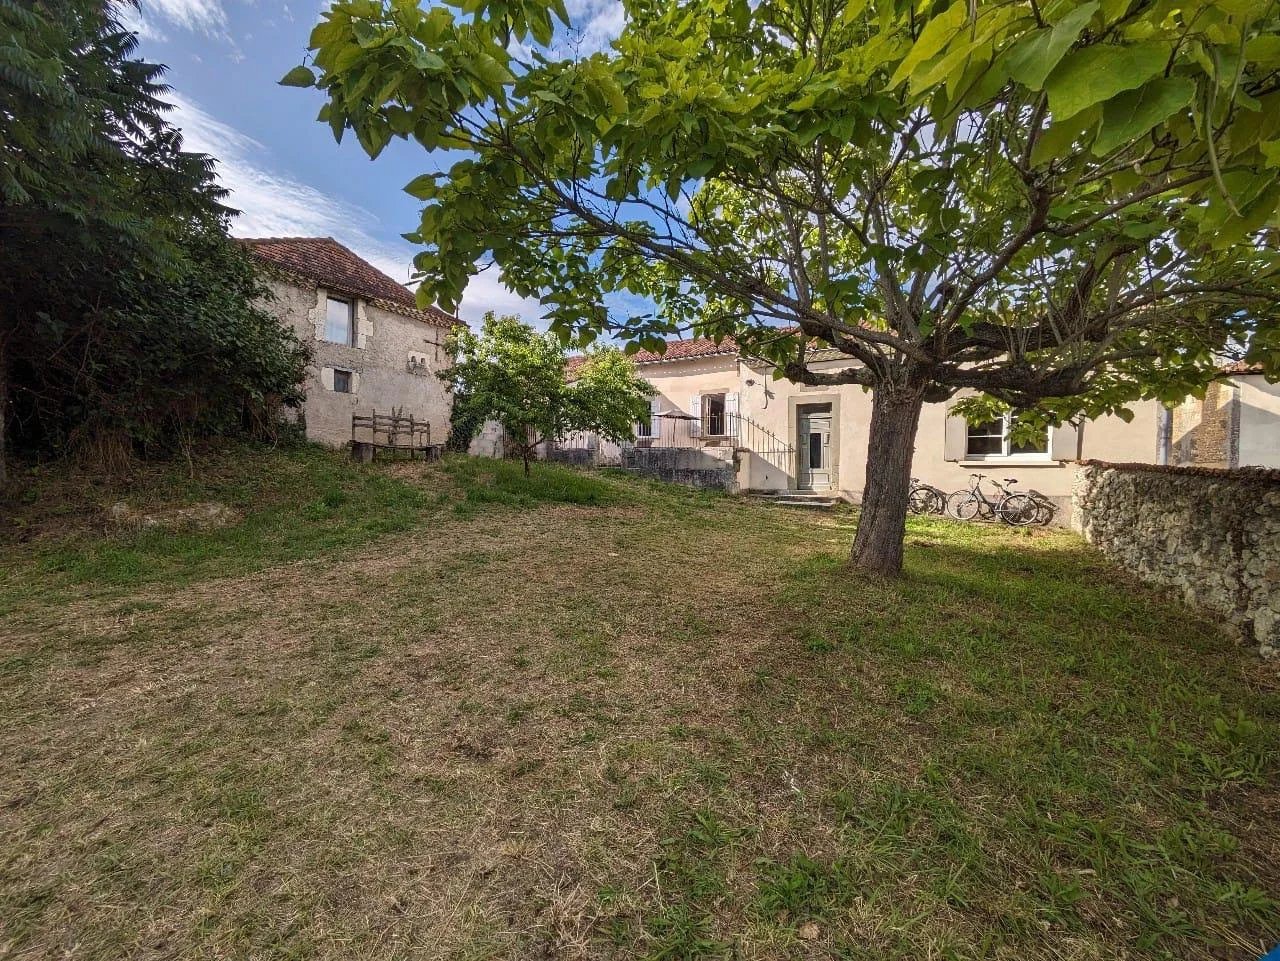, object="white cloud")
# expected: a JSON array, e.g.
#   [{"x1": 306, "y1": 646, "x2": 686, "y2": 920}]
[
  {"x1": 170, "y1": 94, "x2": 410, "y2": 272},
  {"x1": 118, "y1": 5, "x2": 169, "y2": 43},
  {"x1": 560, "y1": 0, "x2": 624, "y2": 55},
  {"x1": 169, "y1": 94, "x2": 543, "y2": 322},
  {"x1": 136, "y1": 0, "x2": 228, "y2": 34},
  {"x1": 459, "y1": 266, "x2": 546, "y2": 327}
]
